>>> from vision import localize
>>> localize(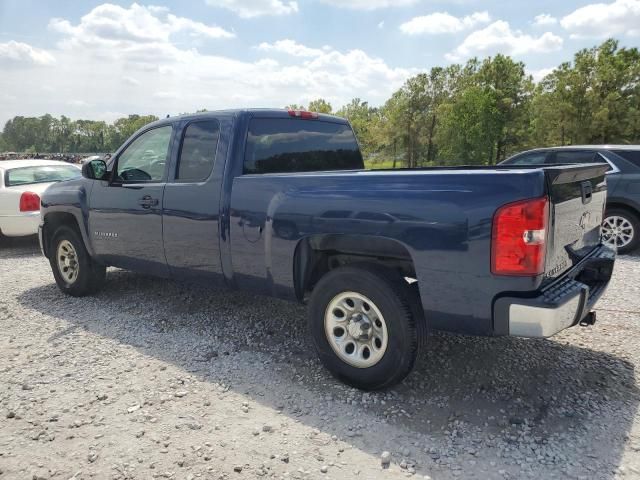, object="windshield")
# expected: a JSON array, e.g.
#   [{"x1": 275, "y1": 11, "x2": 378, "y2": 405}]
[{"x1": 5, "y1": 165, "x2": 81, "y2": 187}]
